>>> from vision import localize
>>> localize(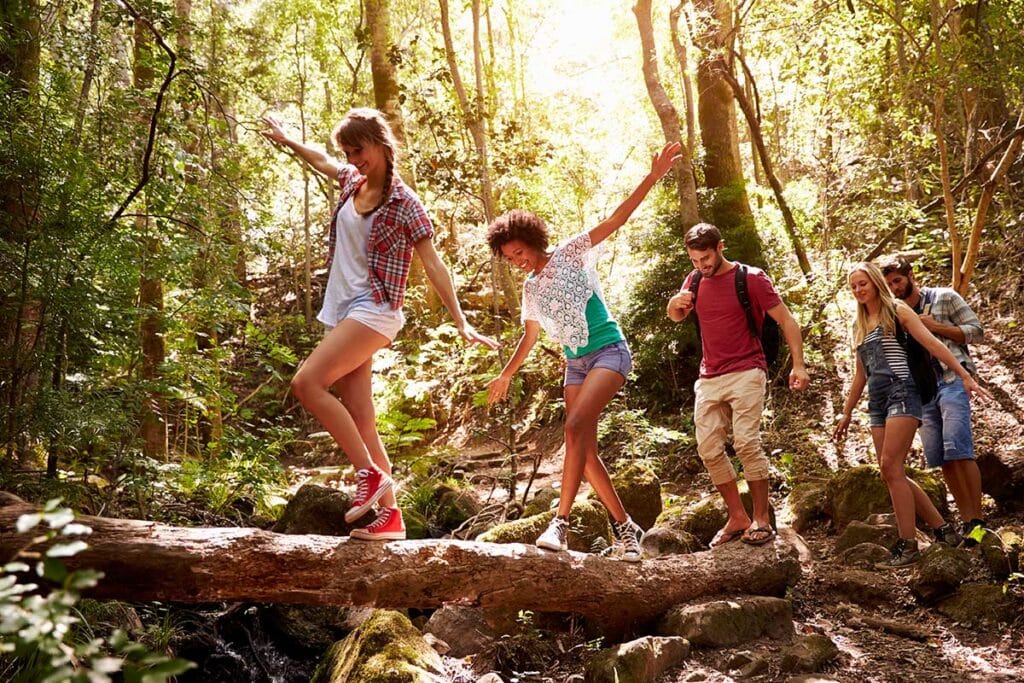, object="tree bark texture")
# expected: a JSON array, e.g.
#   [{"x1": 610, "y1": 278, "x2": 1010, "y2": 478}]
[
  {"x1": 691, "y1": 0, "x2": 761, "y2": 268},
  {"x1": 632, "y1": 0, "x2": 700, "y2": 229},
  {"x1": 0, "y1": 498, "x2": 801, "y2": 630},
  {"x1": 722, "y1": 60, "x2": 812, "y2": 280},
  {"x1": 133, "y1": 13, "x2": 167, "y2": 459}
]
